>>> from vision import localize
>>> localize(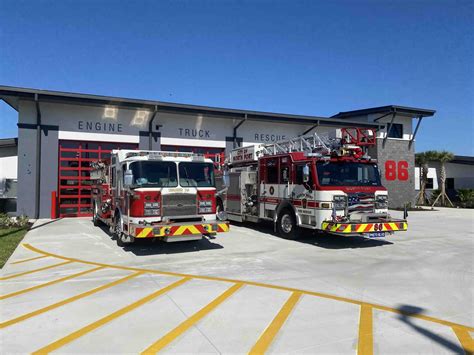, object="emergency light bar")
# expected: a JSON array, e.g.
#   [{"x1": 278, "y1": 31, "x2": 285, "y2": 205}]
[{"x1": 125, "y1": 151, "x2": 204, "y2": 160}]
